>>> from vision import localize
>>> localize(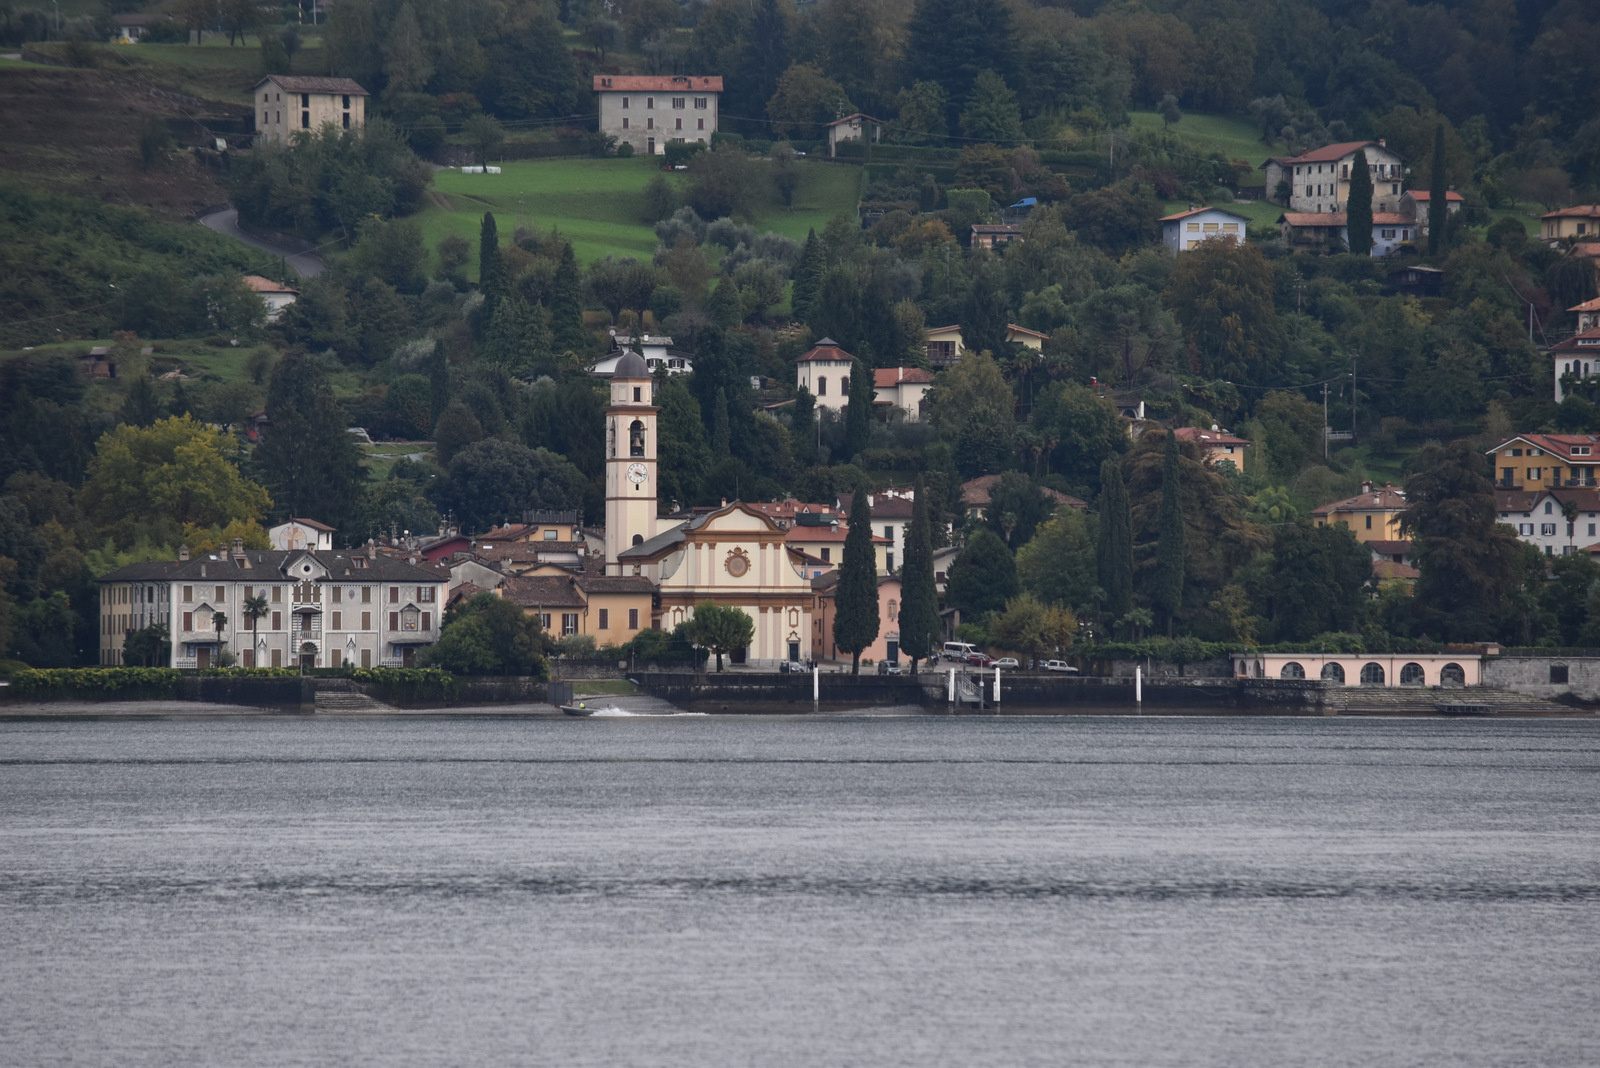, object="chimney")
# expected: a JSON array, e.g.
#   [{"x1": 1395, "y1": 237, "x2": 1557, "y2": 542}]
[
  {"x1": 1377, "y1": 138, "x2": 1385, "y2": 147},
  {"x1": 230, "y1": 537, "x2": 246, "y2": 565},
  {"x1": 1361, "y1": 481, "x2": 1373, "y2": 494},
  {"x1": 178, "y1": 544, "x2": 189, "y2": 562}
]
